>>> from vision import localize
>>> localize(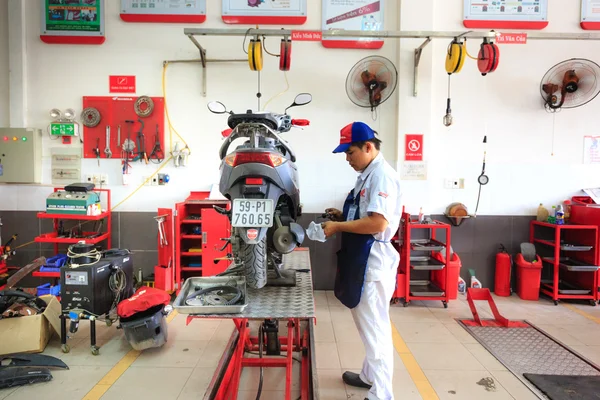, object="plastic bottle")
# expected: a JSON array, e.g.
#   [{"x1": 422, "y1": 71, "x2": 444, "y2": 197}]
[
  {"x1": 556, "y1": 204, "x2": 565, "y2": 225},
  {"x1": 470, "y1": 275, "x2": 482, "y2": 289},
  {"x1": 458, "y1": 277, "x2": 466, "y2": 294},
  {"x1": 536, "y1": 203, "x2": 549, "y2": 222},
  {"x1": 563, "y1": 199, "x2": 571, "y2": 222},
  {"x1": 418, "y1": 207, "x2": 424, "y2": 223},
  {"x1": 550, "y1": 205, "x2": 556, "y2": 217}
]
